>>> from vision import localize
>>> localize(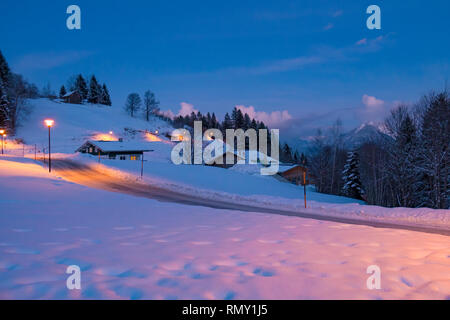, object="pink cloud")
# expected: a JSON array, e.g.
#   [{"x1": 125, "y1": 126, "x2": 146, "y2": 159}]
[
  {"x1": 235, "y1": 105, "x2": 292, "y2": 127},
  {"x1": 161, "y1": 102, "x2": 199, "y2": 119},
  {"x1": 356, "y1": 38, "x2": 367, "y2": 45},
  {"x1": 362, "y1": 94, "x2": 384, "y2": 109}
]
